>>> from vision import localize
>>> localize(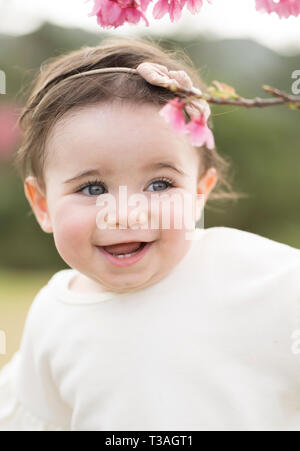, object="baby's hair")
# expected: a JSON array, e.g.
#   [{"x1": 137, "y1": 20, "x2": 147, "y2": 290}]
[{"x1": 14, "y1": 36, "x2": 244, "y2": 210}]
